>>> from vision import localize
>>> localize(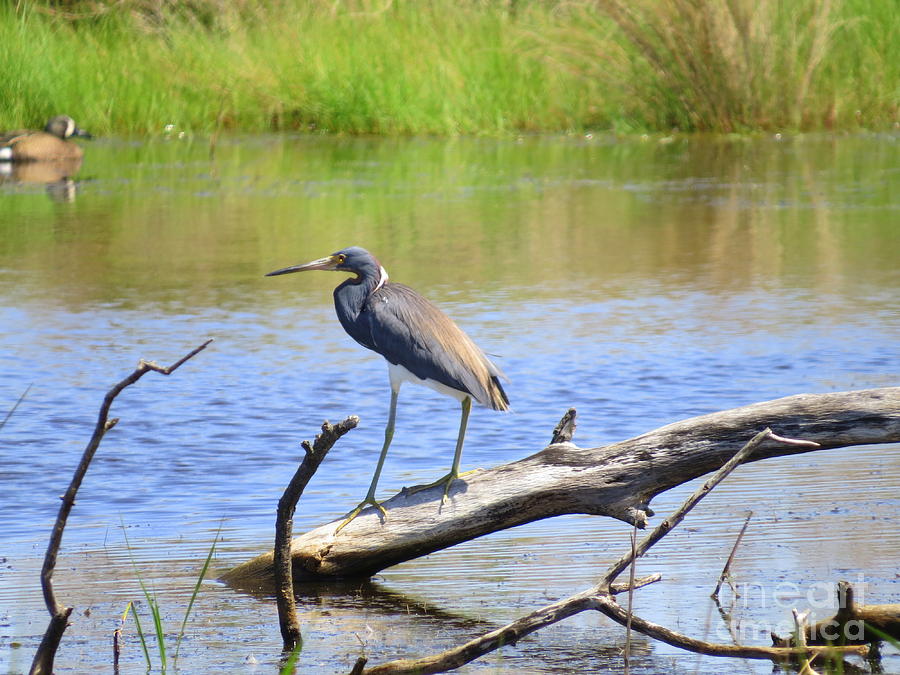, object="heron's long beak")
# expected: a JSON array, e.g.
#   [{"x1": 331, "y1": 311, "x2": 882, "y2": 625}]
[{"x1": 265, "y1": 255, "x2": 339, "y2": 277}]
